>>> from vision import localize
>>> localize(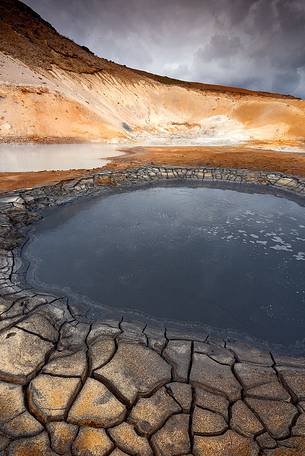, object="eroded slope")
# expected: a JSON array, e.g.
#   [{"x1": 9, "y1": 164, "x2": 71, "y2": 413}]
[{"x1": 1, "y1": 0, "x2": 305, "y2": 146}]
